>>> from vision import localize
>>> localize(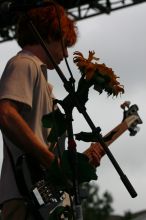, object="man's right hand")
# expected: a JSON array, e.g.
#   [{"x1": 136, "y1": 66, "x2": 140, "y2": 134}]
[{"x1": 83, "y1": 142, "x2": 105, "y2": 167}]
